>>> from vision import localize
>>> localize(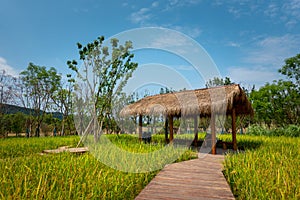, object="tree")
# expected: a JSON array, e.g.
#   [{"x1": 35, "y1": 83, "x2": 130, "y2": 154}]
[
  {"x1": 205, "y1": 76, "x2": 233, "y2": 88},
  {"x1": 52, "y1": 74, "x2": 75, "y2": 135},
  {"x1": 249, "y1": 54, "x2": 300, "y2": 128},
  {"x1": 279, "y1": 54, "x2": 300, "y2": 88},
  {"x1": 68, "y1": 36, "x2": 138, "y2": 142},
  {"x1": 11, "y1": 112, "x2": 26, "y2": 136},
  {"x1": 159, "y1": 87, "x2": 174, "y2": 94},
  {"x1": 250, "y1": 80, "x2": 299, "y2": 127},
  {"x1": 0, "y1": 114, "x2": 12, "y2": 137},
  {"x1": 0, "y1": 70, "x2": 18, "y2": 113},
  {"x1": 20, "y1": 63, "x2": 62, "y2": 136}
]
